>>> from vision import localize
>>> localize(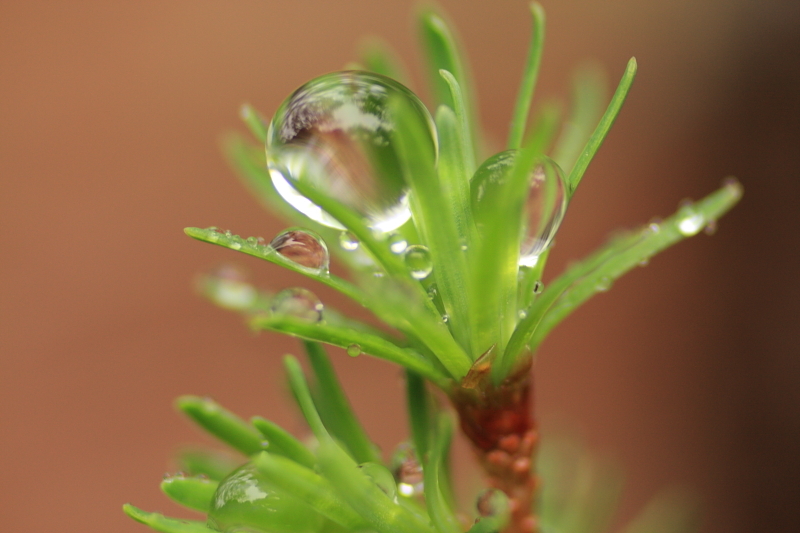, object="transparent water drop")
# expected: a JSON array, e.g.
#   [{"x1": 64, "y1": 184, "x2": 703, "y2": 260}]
[
  {"x1": 267, "y1": 71, "x2": 437, "y2": 233},
  {"x1": 246, "y1": 236, "x2": 258, "y2": 245},
  {"x1": 346, "y1": 343, "x2": 362, "y2": 357},
  {"x1": 205, "y1": 264, "x2": 257, "y2": 310},
  {"x1": 387, "y1": 233, "x2": 408, "y2": 254},
  {"x1": 207, "y1": 462, "x2": 324, "y2": 533},
  {"x1": 270, "y1": 288, "x2": 324, "y2": 322},
  {"x1": 403, "y1": 245, "x2": 432, "y2": 280},
  {"x1": 704, "y1": 219, "x2": 718, "y2": 235},
  {"x1": 390, "y1": 443, "x2": 424, "y2": 498},
  {"x1": 471, "y1": 151, "x2": 568, "y2": 267},
  {"x1": 676, "y1": 201, "x2": 705, "y2": 236},
  {"x1": 427, "y1": 283, "x2": 438, "y2": 299},
  {"x1": 358, "y1": 462, "x2": 398, "y2": 502},
  {"x1": 475, "y1": 488, "x2": 508, "y2": 517},
  {"x1": 639, "y1": 257, "x2": 650, "y2": 267},
  {"x1": 518, "y1": 310, "x2": 528, "y2": 320},
  {"x1": 532, "y1": 280, "x2": 544, "y2": 294},
  {"x1": 373, "y1": 271, "x2": 385, "y2": 278},
  {"x1": 270, "y1": 228, "x2": 329, "y2": 273},
  {"x1": 441, "y1": 314, "x2": 449, "y2": 323},
  {"x1": 339, "y1": 231, "x2": 360, "y2": 251},
  {"x1": 596, "y1": 277, "x2": 613, "y2": 292}
]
